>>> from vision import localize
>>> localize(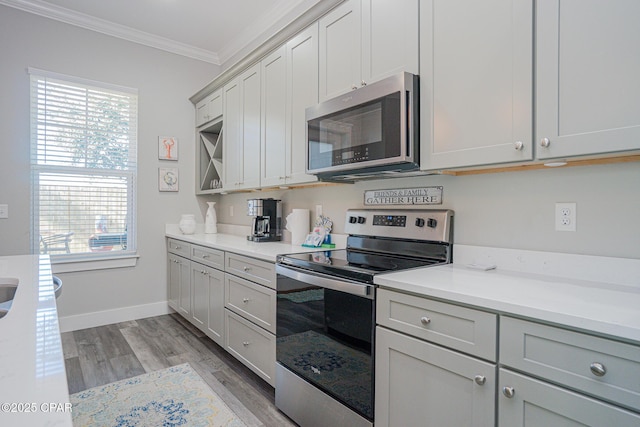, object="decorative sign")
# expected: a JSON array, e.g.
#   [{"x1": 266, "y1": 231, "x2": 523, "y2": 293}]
[{"x1": 364, "y1": 186, "x2": 443, "y2": 206}]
